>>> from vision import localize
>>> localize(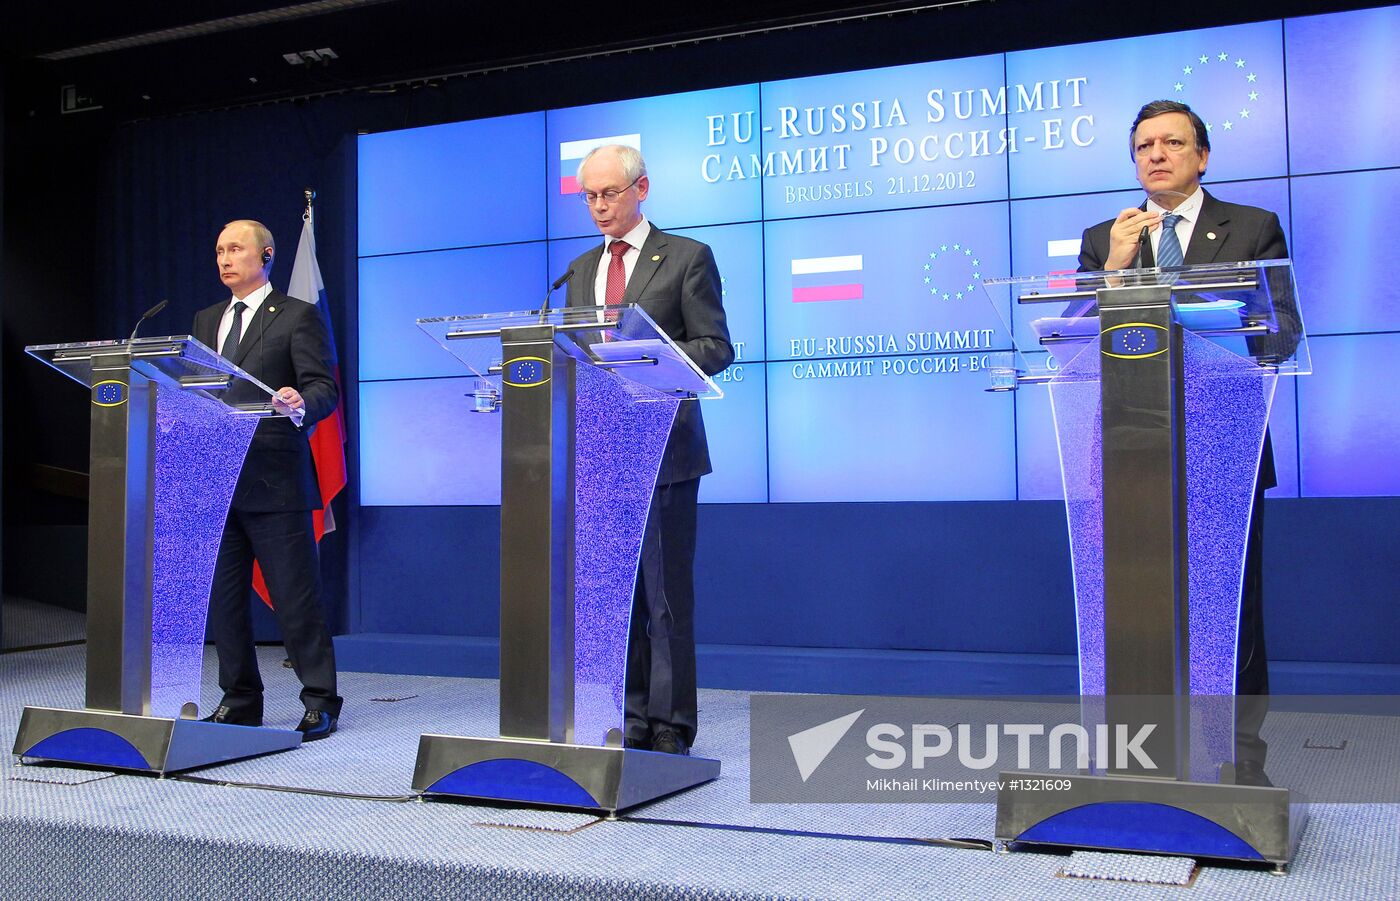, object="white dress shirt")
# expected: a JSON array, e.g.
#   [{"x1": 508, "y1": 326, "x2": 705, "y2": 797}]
[
  {"x1": 215, "y1": 281, "x2": 273, "y2": 354},
  {"x1": 592, "y1": 217, "x2": 652, "y2": 303},
  {"x1": 1146, "y1": 186, "x2": 1204, "y2": 260}
]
